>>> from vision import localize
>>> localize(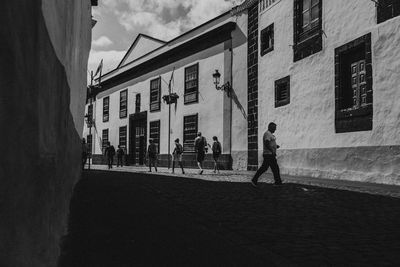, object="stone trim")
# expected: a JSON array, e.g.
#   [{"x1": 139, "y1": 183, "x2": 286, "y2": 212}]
[{"x1": 247, "y1": 3, "x2": 259, "y2": 171}]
